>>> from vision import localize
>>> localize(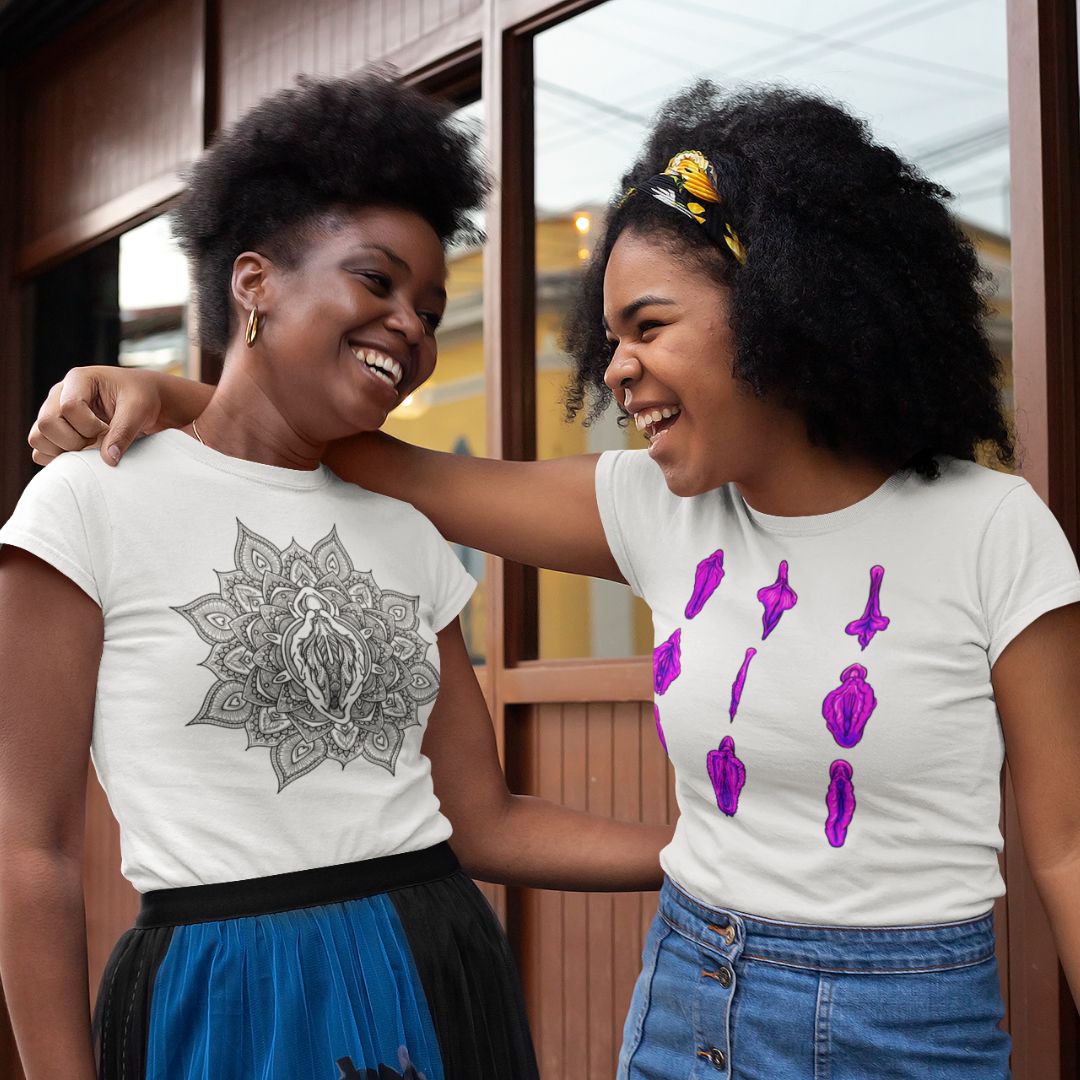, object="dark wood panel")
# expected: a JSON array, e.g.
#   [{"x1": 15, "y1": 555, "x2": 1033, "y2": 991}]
[
  {"x1": 509, "y1": 701, "x2": 675, "y2": 1080},
  {"x1": 14, "y1": 0, "x2": 203, "y2": 272},
  {"x1": 218, "y1": 0, "x2": 482, "y2": 125}
]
